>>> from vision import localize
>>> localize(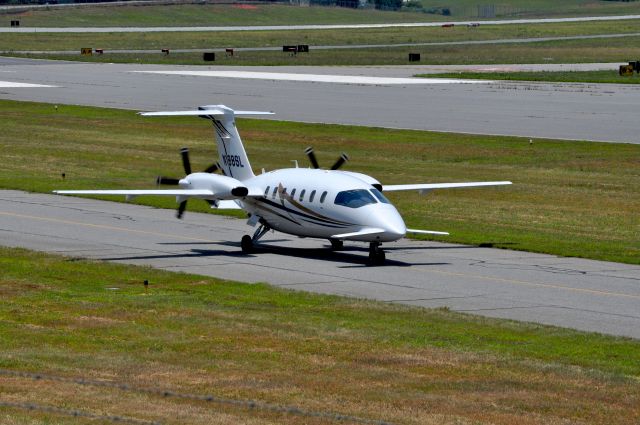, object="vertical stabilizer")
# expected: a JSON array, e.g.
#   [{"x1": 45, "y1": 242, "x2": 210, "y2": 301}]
[
  {"x1": 200, "y1": 105, "x2": 255, "y2": 181},
  {"x1": 140, "y1": 105, "x2": 273, "y2": 182}
]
